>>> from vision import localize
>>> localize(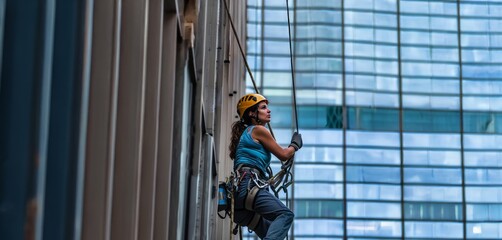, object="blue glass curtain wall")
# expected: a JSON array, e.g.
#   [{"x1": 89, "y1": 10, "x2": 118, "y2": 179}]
[{"x1": 246, "y1": 0, "x2": 502, "y2": 239}]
